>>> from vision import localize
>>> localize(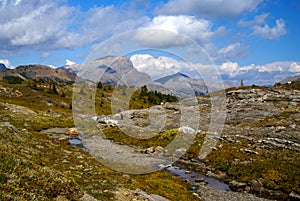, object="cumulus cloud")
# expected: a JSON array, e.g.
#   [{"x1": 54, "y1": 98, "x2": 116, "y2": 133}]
[
  {"x1": 155, "y1": 0, "x2": 264, "y2": 18},
  {"x1": 130, "y1": 54, "x2": 195, "y2": 79},
  {"x1": 0, "y1": 0, "x2": 79, "y2": 51},
  {"x1": 220, "y1": 62, "x2": 240, "y2": 77},
  {"x1": 219, "y1": 61, "x2": 300, "y2": 77},
  {"x1": 130, "y1": 53, "x2": 300, "y2": 86},
  {"x1": 0, "y1": 0, "x2": 149, "y2": 55},
  {"x1": 252, "y1": 19, "x2": 287, "y2": 40},
  {"x1": 238, "y1": 13, "x2": 269, "y2": 27},
  {"x1": 0, "y1": 59, "x2": 14, "y2": 68},
  {"x1": 135, "y1": 15, "x2": 225, "y2": 48}
]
